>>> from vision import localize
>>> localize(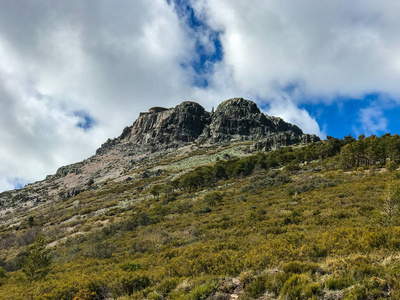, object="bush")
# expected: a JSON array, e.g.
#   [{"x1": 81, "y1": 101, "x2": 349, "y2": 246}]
[
  {"x1": 386, "y1": 160, "x2": 398, "y2": 172},
  {"x1": 119, "y1": 274, "x2": 151, "y2": 295},
  {"x1": 187, "y1": 280, "x2": 218, "y2": 300},
  {"x1": 235, "y1": 195, "x2": 246, "y2": 202},
  {"x1": 0, "y1": 267, "x2": 7, "y2": 286},
  {"x1": 204, "y1": 192, "x2": 223, "y2": 207},
  {"x1": 84, "y1": 241, "x2": 116, "y2": 259},
  {"x1": 263, "y1": 271, "x2": 289, "y2": 295},
  {"x1": 156, "y1": 277, "x2": 179, "y2": 296},
  {"x1": 137, "y1": 212, "x2": 151, "y2": 226},
  {"x1": 325, "y1": 276, "x2": 354, "y2": 290},
  {"x1": 22, "y1": 235, "x2": 51, "y2": 280},
  {"x1": 73, "y1": 288, "x2": 95, "y2": 300},
  {"x1": 280, "y1": 274, "x2": 322, "y2": 300},
  {"x1": 282, "y1": 261, "x2": 319, "y2": 275},
  {"x1": 244, "y1": 274, "x2": 267, "y2": 298},
  {"x1": 0, "y1": 266, "x2": 6, "y2": 278},
  {"x1": 195, "y1": 207, "x2": 212, "y2": 214},
  {"x1": 119, "y1": 262, "x2": 142, "y2": 272}
]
